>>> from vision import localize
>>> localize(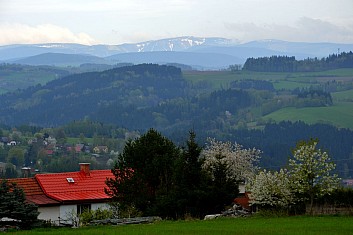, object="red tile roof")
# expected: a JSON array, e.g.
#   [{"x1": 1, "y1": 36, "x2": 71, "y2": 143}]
[
  {"x1": 7, "y1": 178, "x2": 60, "y2": 206},
  {"x1": 234, "y1": 192, "x2": 251, "y2": 210},
  {"x1": 35, "y1": 169, "x2": 114, "y2": 203}
]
